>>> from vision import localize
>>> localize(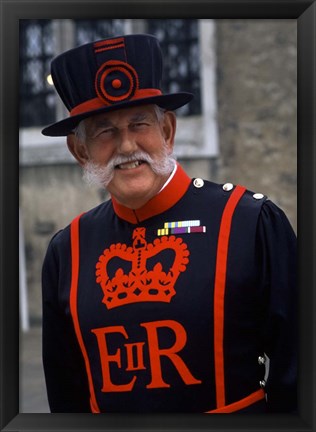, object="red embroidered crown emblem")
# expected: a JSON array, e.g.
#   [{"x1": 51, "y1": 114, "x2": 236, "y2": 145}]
[{"x1": 95, "y1": 227, "x2": 190, "y2": 309}]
